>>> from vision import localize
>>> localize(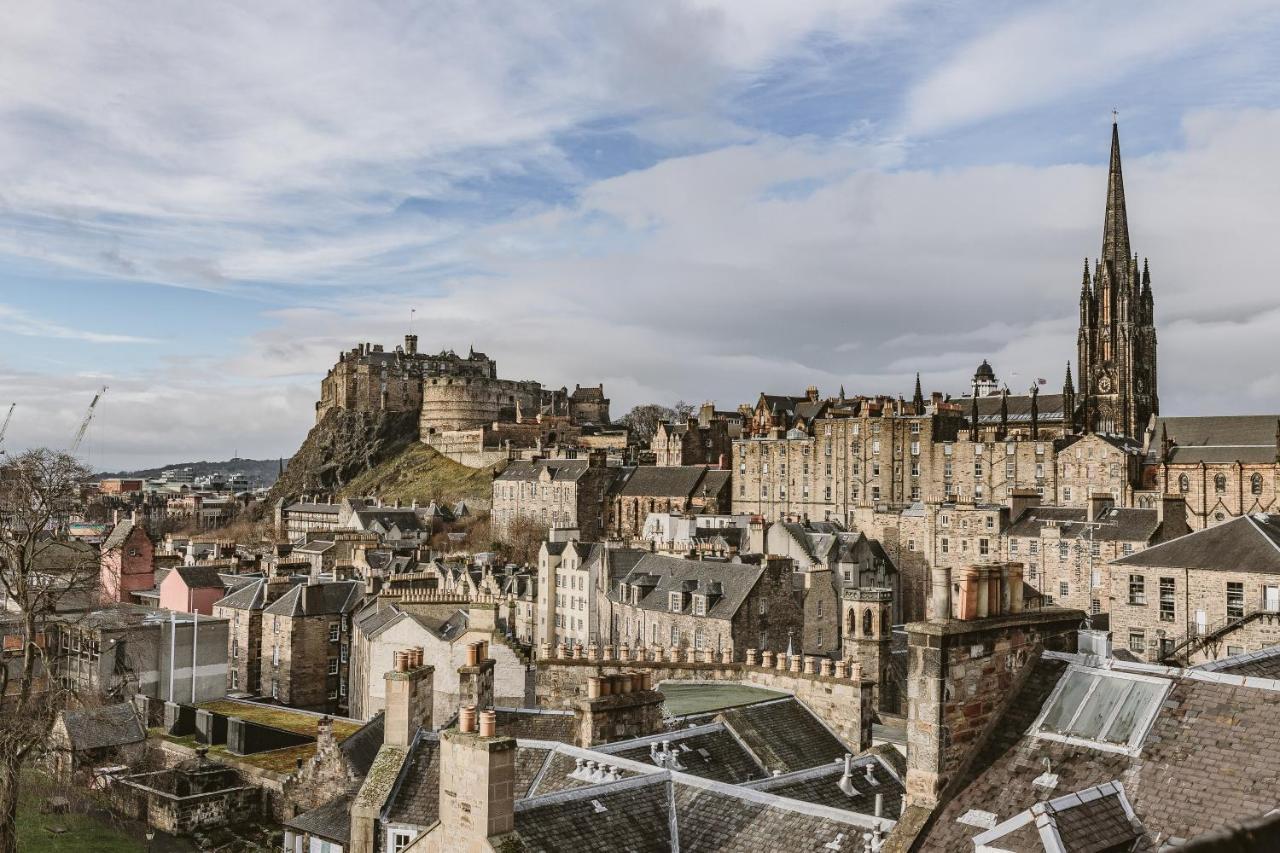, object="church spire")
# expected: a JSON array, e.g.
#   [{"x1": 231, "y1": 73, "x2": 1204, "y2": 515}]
[
  {"x1": 1102, "y1": 117, "x2": 1131, "y2": 269},
  {"x1": 912, "y1": 373, "x2": 924, "y2": 413}
]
